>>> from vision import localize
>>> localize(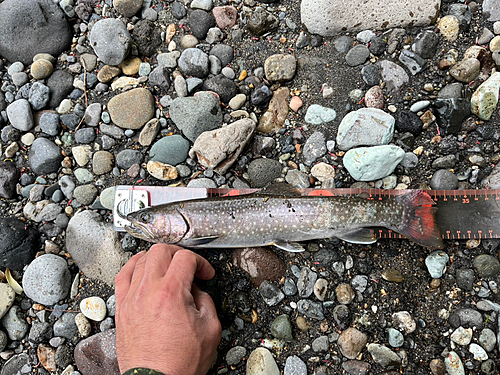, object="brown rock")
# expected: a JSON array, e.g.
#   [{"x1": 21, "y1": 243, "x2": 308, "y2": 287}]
[
  {"x1": 97, "y1": 65, "x2": 122, "y2": 83},
  {"x1": 438, "y1": 59, "x2": 453, "y2": 70},
  {"x1": 119, "y1": 57, "x2": 142, "y2": 75},
  {"x1": 213, "y1": 6, "x2": 238, "y2": 29},
  {"x1": 429, "y1": 358, "x2": 446, "y2": 375},
  {"x1": 92, "y1": 151, "x2": 114, "y2": 175},
  {"x1": 338, "y1": 328, "x2": 368, "y2": 359},
  {"x1": 31, "y1": 59, "x2": 54, "y2": 80},
  {"x1": 37, "y1": 344, "x2": 56, "y2": 372},
  {"x1": 189, "y1": 118, "x2": 256, "y2": 174},
  {"x1": 138, "y1": 118, "x2": 160, "y2": 146},
  {"x1": 74, "y1": 329, "x2": 120, "y2": 375},
  {"x1": 232, "y1": 247, "x2": 286, "y2": 286},
  {"x1": 342, "y1": 360, "x2": 371, "y2": 375},
  {"x1": 296, "y1": 316, "x2": 312, "y2": 331},
  {"x1": 336, "y1": 283, "x2": 355, "y2": 304},
  {"x1": 108, "y1": 88, "x2": 154, "y2": 129},
  {"x1": 382, "y1": 268, "x2": 404, "y2": 282},
  {"x1": 147, "y1": 161, "x2": 178, "y2": 181},
  {"x1": 113, "y1": 0, "x2": 143, "y2": 18},
  {"x1": 257, "y1": 87, "x2": 289, "y2": 133},
  {"x1": 449, "y1": 58, "x2": 481, "y2": 83},
  {"x1": 264, "y1": 54, "x2": 297, "y2": 82}
]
